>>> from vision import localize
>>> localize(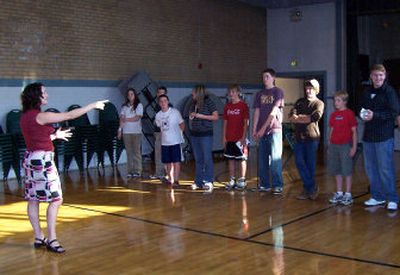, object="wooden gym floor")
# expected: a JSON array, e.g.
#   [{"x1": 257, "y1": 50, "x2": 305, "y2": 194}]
[{"x1": 1, "y1": 147, "x2": 400, "y2": 274}]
